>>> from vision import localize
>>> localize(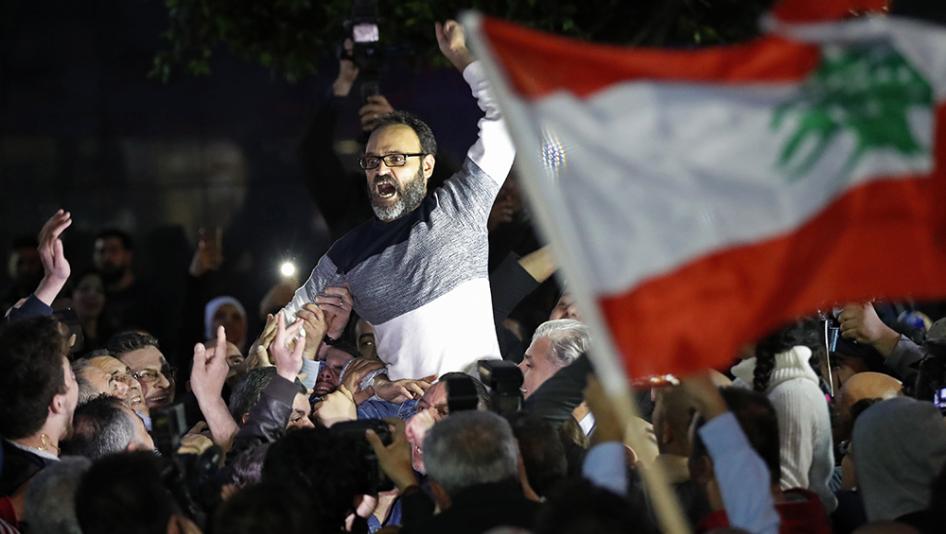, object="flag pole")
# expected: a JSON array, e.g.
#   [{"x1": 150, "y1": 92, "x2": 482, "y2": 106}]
[{"x1": 462, "y1": 12, "x2": 691, "y2": 534}]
